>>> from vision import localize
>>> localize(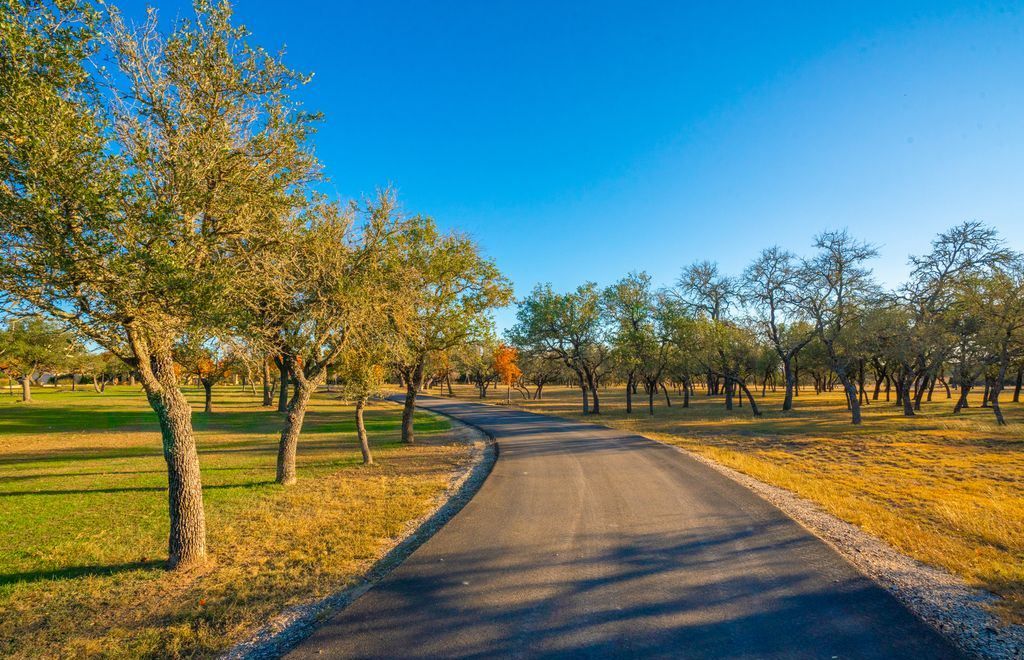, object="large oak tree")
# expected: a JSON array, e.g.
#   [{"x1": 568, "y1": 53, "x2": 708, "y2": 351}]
[{"x1": 0, "y1": 0, "x2": 318, "y2": 567}]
